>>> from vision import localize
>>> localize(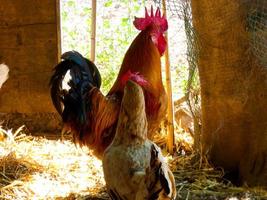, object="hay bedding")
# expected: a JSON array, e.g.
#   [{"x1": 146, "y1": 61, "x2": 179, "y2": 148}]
[
  {"x1": 0, "y1": 127, "x2": 108, "y2": 200},
  {"x1": 0, "y1": 127, "x2": 266, "y2": 200}
]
